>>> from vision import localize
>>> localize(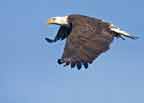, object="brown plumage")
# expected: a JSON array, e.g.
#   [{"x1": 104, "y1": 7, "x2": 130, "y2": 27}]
[{"x1": 45, "y1": 14, "x2": 137, "y2": 69}]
